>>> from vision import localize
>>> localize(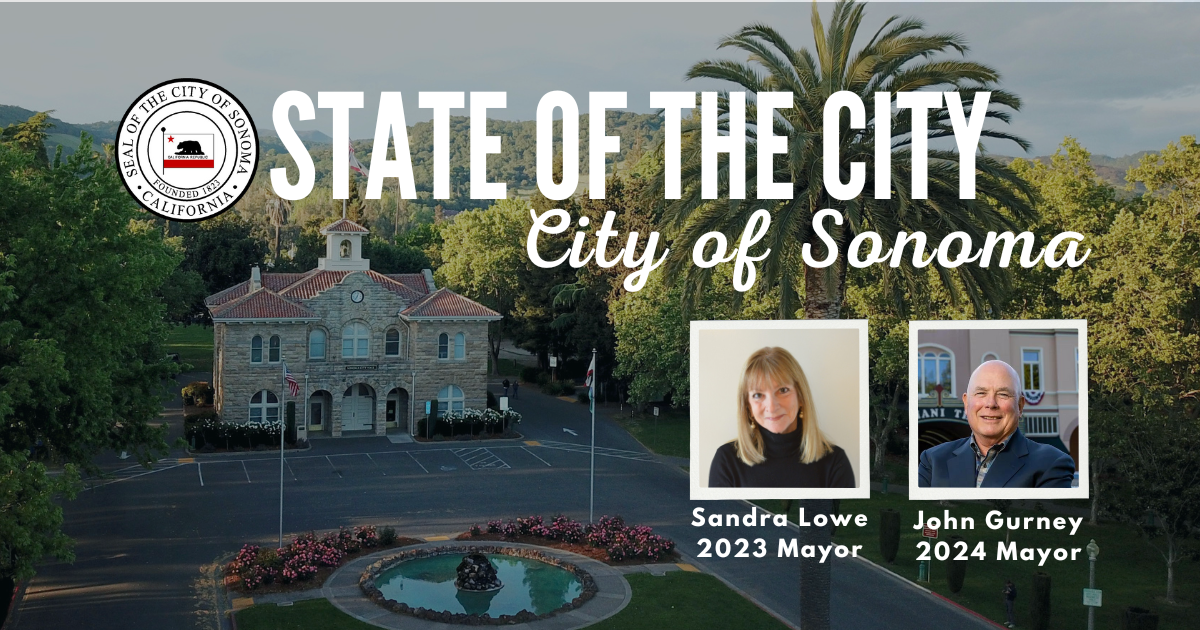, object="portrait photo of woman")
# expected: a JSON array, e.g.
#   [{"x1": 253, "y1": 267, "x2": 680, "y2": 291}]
[
  {"x1": 708, "y1": 347, "x2": 855, "y2": 489},
  {"x1": 691, "y1": 320, "x2": 868, "y2": 500}
]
